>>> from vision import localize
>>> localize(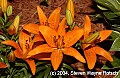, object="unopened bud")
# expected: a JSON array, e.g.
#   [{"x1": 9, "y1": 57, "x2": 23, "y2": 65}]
[
  {"x1": 0, "y1": 0, "x2": 7, "y2": 13},
  {"x1": 66, "y1": 0, "x2": 74, "y2": 19},
  {"x1": 7, "y1": 5, "x2": 12, "y2": 16},
  {"x1": 82, "y1": 32, "x2": 99, "y2": 49},
  {"x1": 8, "y1": 51, "x2": 16, "y2": 62},
  {"x1": 66, "y1": 10, "x2": 73, "y2": 26},
  {"x1": 7, "y1": 15, "x2": 20, "y2": 35}
]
